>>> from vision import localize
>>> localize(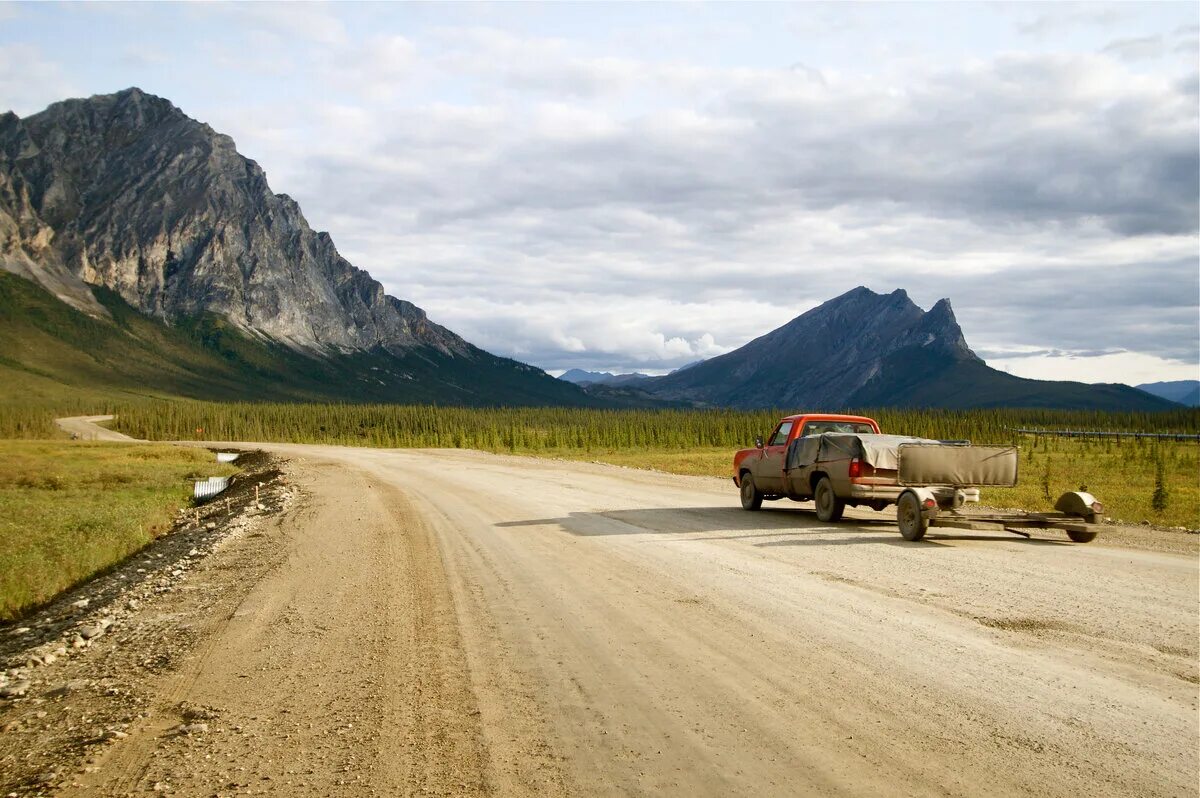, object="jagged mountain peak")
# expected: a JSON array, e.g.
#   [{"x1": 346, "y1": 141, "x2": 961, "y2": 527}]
[
  {"x1": 903, "y1": 296, "x2": 977, "y2": 360},
  {"x1": 629, "y1": 285, "x2": 1169, "y2": 410},
  {"x1": 26, "y1": 87, "x2": 192, "y2": 147},
  {"x1": 3, "y1": 88, "x2": 458, "y2": 355}
]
